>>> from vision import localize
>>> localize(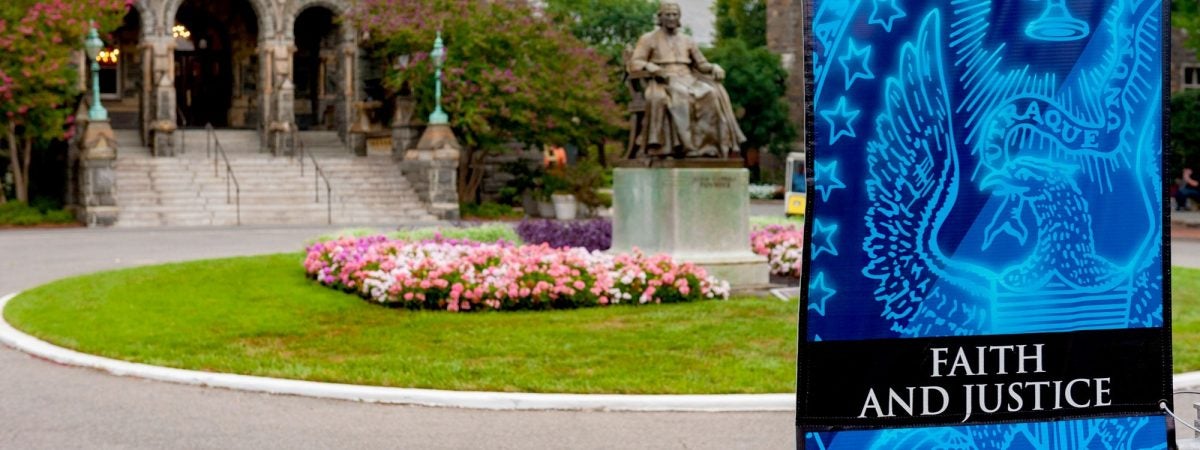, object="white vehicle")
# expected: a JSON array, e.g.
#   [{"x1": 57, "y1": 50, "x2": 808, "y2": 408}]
[{"x1": 785, "y1": 152, "x2": 807, "y2": 216}]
